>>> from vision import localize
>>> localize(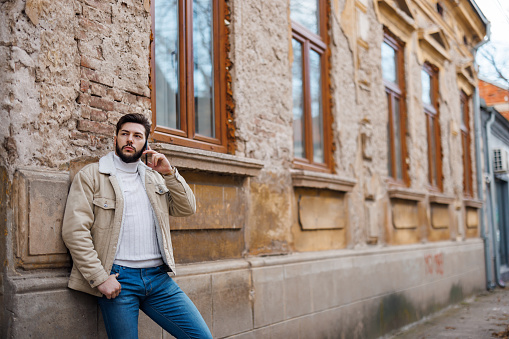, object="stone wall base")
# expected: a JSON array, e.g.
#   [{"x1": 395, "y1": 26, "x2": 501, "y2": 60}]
[{"x1": 2, "y1": 240, "x2": 485, "y2": 338}]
